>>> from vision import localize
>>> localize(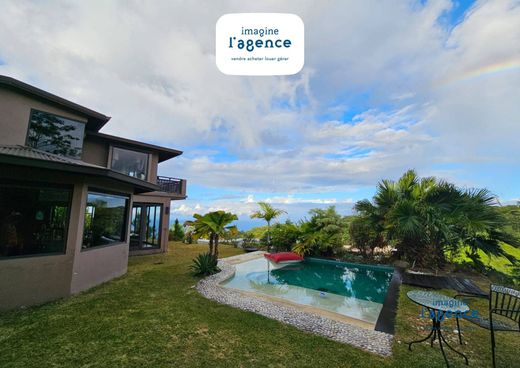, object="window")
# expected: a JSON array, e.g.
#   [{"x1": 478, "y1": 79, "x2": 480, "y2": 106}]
[
  {"x1": 130, "y1": 203, "x2": 162, "y2": 250},
  {"x1": 110, "y1": 147, "x2": 149, "y2": 180},
  {"x1": 0, "y1": 183, "x2": 72, "y2": 258},
  {"x1": 26, "y1": 110, "x2": 85, "y2": 159},
  {"x1": 82, "y1": 191, "x2": 129, "y2": 249}
]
